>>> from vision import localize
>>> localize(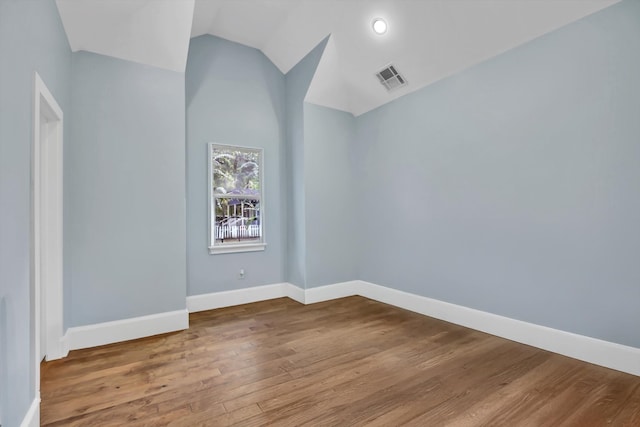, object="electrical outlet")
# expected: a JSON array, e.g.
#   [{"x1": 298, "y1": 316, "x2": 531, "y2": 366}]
[{"x1": 239, "y1": 269, "x2": 245, "y2": 279}]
